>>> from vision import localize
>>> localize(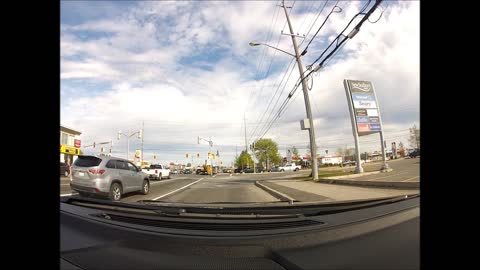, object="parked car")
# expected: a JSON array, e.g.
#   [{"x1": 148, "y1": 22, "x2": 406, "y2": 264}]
[
  {"x1": 242, "y1": 168, "x2": 254, "y2": 173},
  {"x1": 70, "y1": 155, "x2": 150, "y2": 201},
  {"x1": 278, "y1": 164, "x2": 301, "y2": 172},
  {"x1": 342, "y1": 161, "x2": 355, "y2": 166},
  {"x1": 409, "y1": 149, "x2": 420, "y2": 158},
  {"x1": 60, "y1": 162, "x2": 71, "y2": 177},
  {"x1": 255, "y1": 166, "x2": 266, "y2": 173},
  {"x1": 223, "y1": 168, "x2": 233, "y2": 173},
  {"x1": 184, "y1": 168, "x2": 192, "y2": 174},
  {"x1": 270, "y1": 166, "x2": 281, "y2": 172}
]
